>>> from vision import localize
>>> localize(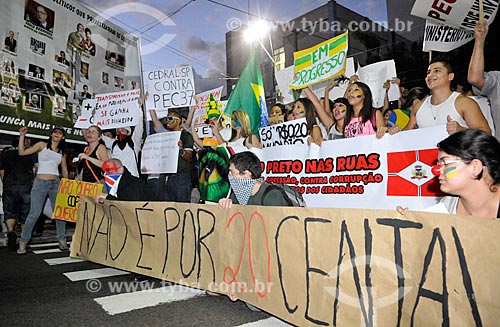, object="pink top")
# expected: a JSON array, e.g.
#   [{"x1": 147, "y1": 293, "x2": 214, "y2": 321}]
[{"x1": 344, "y1": 116, "x2": 375, "y2": 138}]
